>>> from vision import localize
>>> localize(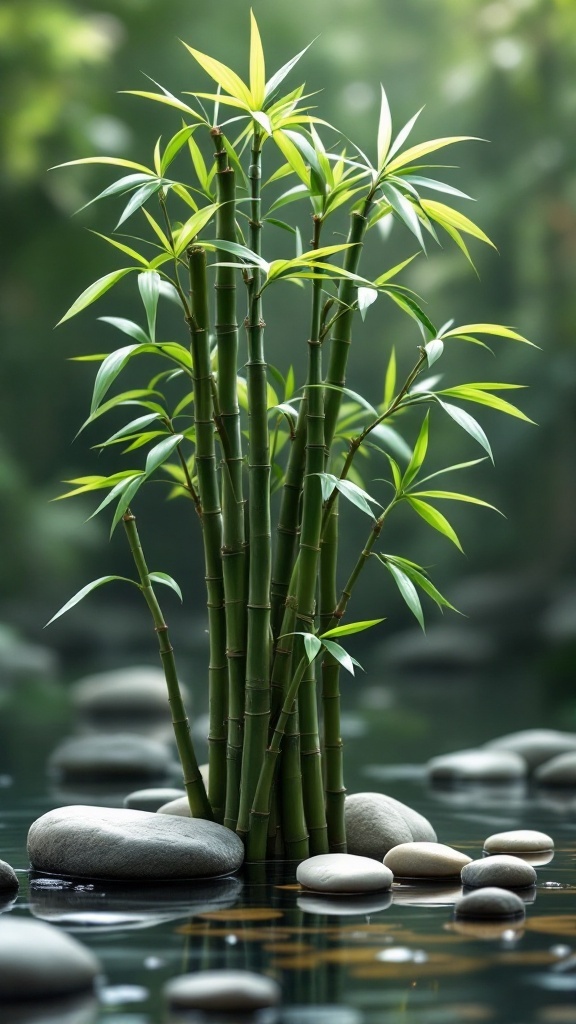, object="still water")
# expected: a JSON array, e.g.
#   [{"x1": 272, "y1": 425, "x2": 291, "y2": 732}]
[{"x1": 2, "y1": 661, "x2": 576, "y2": 1024}]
